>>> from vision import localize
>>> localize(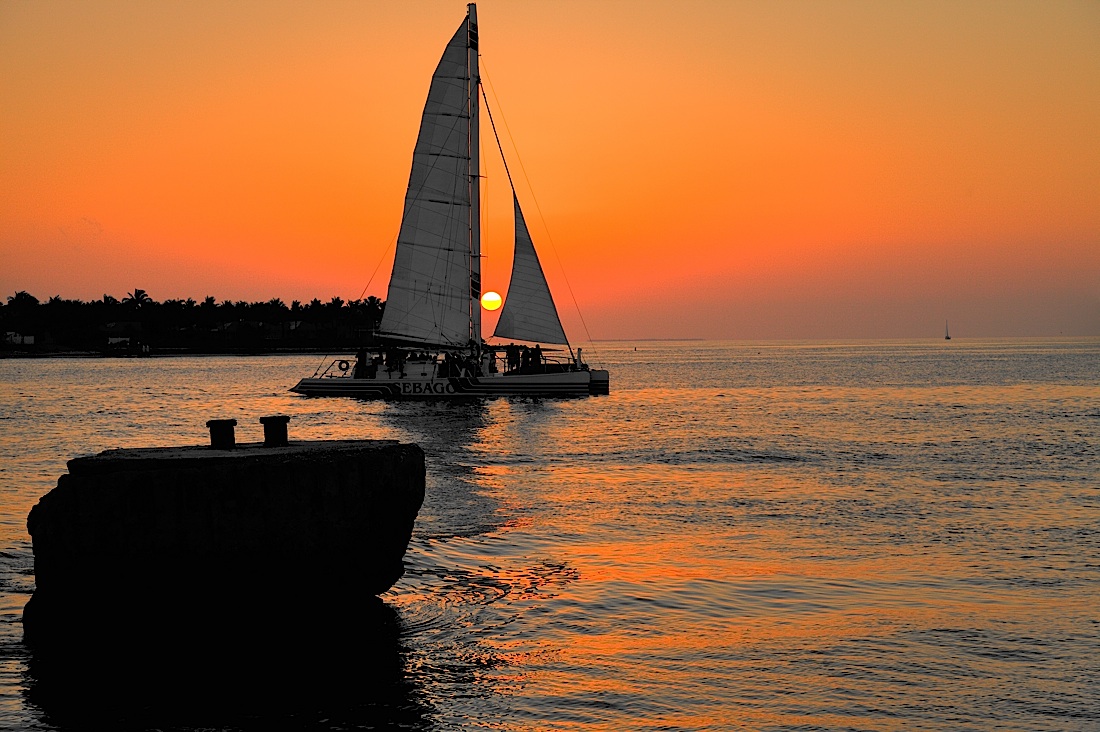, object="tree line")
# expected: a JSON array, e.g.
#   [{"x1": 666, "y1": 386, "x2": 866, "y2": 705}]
[{"x1": 1, "y1": 290, "x2": 385, "y2": 356}]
